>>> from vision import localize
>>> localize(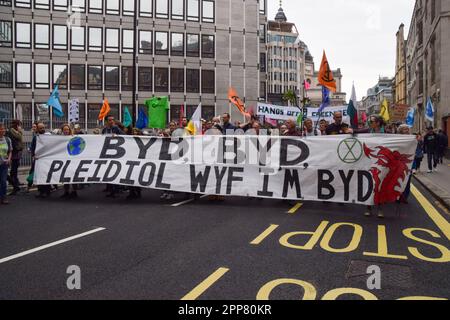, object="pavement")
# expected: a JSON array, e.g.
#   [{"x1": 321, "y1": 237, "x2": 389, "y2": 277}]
[
  {"x1": 0, "y1": 181, "x2": 449, "y2": 300},
  {"x1": 413, "y1": 157, "x2": 450, "y2": 212}
]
